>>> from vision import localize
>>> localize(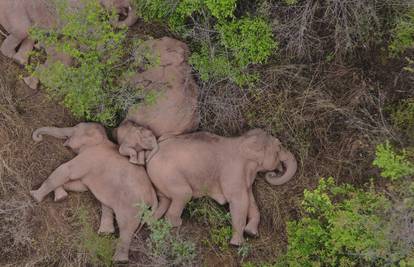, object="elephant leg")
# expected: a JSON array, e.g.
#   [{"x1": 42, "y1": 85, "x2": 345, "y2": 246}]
[
  {"x1": 30, "y1": 157, "x2": 86, "y2": 202},
  {"x1": 228, "y1": 191, "x2": 249, "y2": 246},
  {"x1": 63, "y1": 180, "x2": 88, "y2": 192},
  {"x1": 53, "y1": 186, "x2": 69, "y2": 202},
  {"x1": 98, "y1": 204, "x2": 115, "y2": 234},
  {"x1": 23, "y1": 76, "x2": 39, "y2": 90},
  {"x1": 0, "y1": 34, "x2": 21, "y2": 59},
  {"x1": 113, "y1": 209, "x2": 139, "y2": 263},
  {"x1": 165, "y1": 185, "x2": 192, "y2": 227},
  {"x1": 153, "y1": 194, "x2": 171, "y2": 220},
  {"x1": 244, "y1": 187, "x2": 260, "y2": 237},
  {"x1": 13, "y1": 38, "x2": 34, "y2": 65},
  {"x1": 54, "y1": 180, "x2": 88, "y2": 202},
  {"x1": 137, "y1": 151, "x2": 145, "y2": 165}
]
